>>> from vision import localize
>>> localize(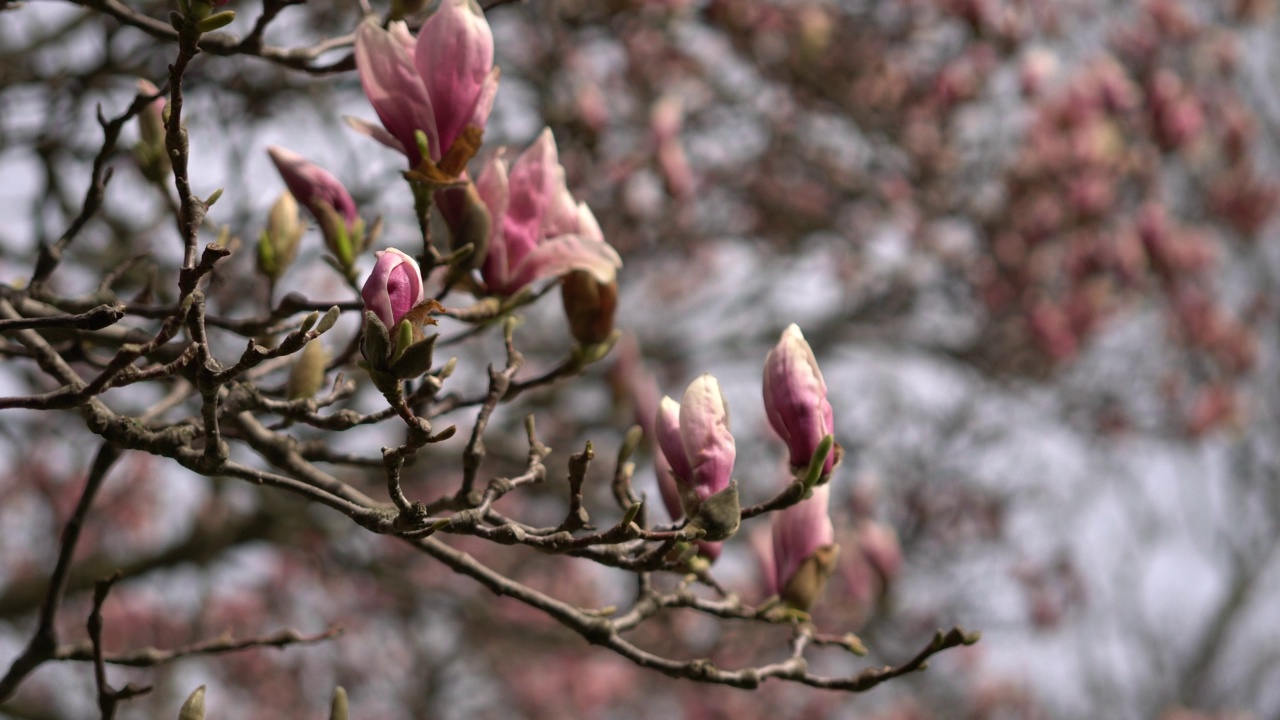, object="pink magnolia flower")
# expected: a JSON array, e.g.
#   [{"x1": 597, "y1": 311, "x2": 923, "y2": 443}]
[
  {"x1": 266, "y1": 146, "x2": 358, "y2": 230},
  {"x1": 476, "y1": 128, "x2": 621, "y2": 296},
  {"x1": 362, "y1": 248, "x2": 425, "y2": 329},
  {"x1": 771, "y1": 484, "x2": 837, "y2": 610},
  {"x1": 654, "y1": 374, "x2": 740, "y2": 540},
  {"x1": 350, "y1": 1, "x2": 499, "y2": 169},
  {"x1": 763, "y1": 324, "x2": 837, "y2": 475}
]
